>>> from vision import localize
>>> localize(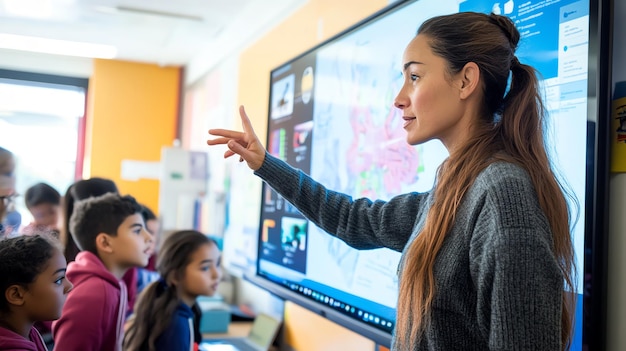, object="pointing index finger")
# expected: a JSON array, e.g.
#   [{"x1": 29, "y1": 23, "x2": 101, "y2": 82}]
[{"x1": 239, "y1": 105, "x2": 254, "y2": 135}]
